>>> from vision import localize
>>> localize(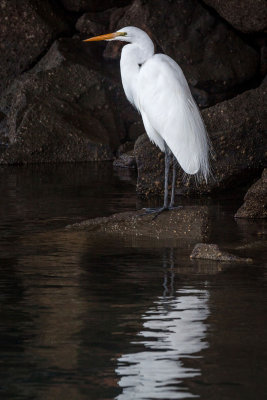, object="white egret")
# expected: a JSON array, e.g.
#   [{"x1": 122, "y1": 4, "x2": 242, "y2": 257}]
[{"x1": 84, "y1": 27, "x2": 211, "y2": 213}]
